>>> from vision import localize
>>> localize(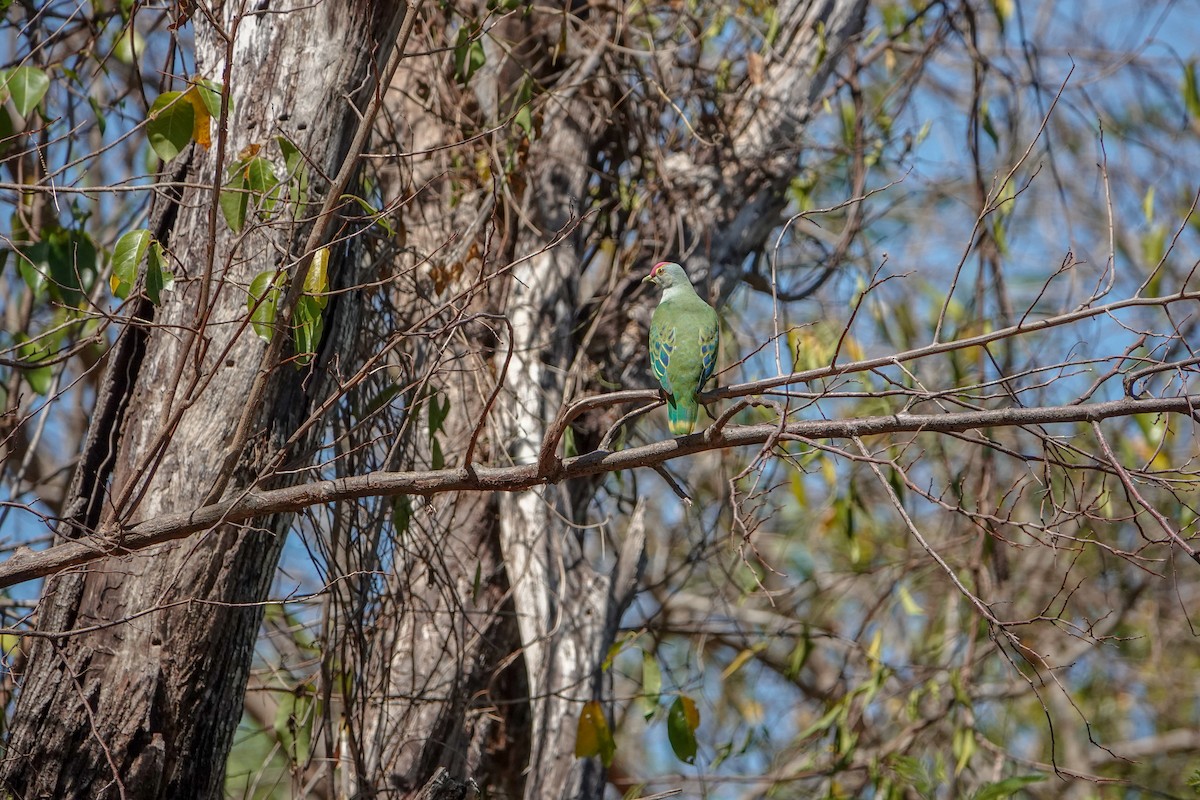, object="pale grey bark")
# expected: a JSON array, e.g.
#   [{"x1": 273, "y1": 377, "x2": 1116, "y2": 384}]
[
  {"x1": 494, "y1": 3, "x2": 869, "y2": 797},
  {"x1": 496, "y1": 24, "x2": 630, "y2": 799},
  {"x1": 669, "y1": 0, "x2": 871, "y2": 299}
]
